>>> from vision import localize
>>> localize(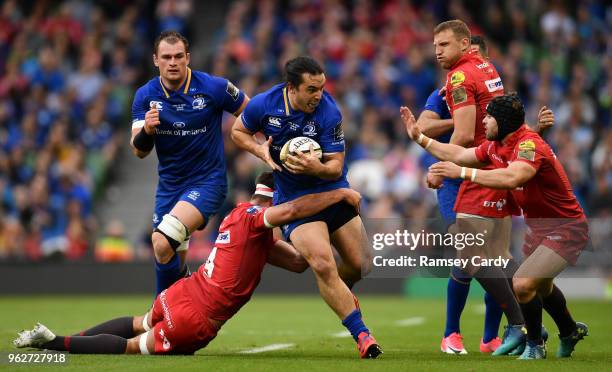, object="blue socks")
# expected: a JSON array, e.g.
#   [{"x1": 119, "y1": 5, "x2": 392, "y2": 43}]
[
  {"x1": 155, "y1": 253, "x2": 180, "y2": 295},
  {"x1": 483, "y1": 292, "x2": 503, "y2": 342},
  {"x1": 444, "y1": 266, "x2": 472, "y2": 337},
  {"x1": 342, "y1": 309, "x2": 369, "y2": 342}
]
